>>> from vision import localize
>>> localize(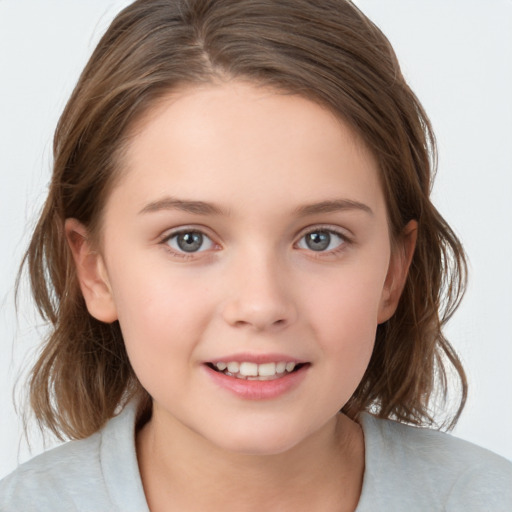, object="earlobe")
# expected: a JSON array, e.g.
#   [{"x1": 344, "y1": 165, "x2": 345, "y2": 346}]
[
  {"x1": 377, "y1": 220, "x2": 418, "y2": 324},
  {"x1": 65, "y1": 218, "x2": 118, "y2": 323}
]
